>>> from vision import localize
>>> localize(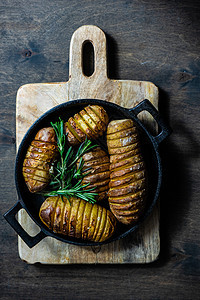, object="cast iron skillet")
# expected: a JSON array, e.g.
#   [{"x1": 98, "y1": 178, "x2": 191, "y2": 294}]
[{"x1": 4, "y1": 99, "x2": 171, "y2": 248}]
